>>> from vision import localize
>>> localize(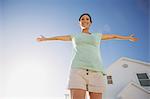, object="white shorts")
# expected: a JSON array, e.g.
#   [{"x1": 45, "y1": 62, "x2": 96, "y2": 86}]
[{"x1": 67, "y1": 68, "x2": 106, "y2": 93}]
